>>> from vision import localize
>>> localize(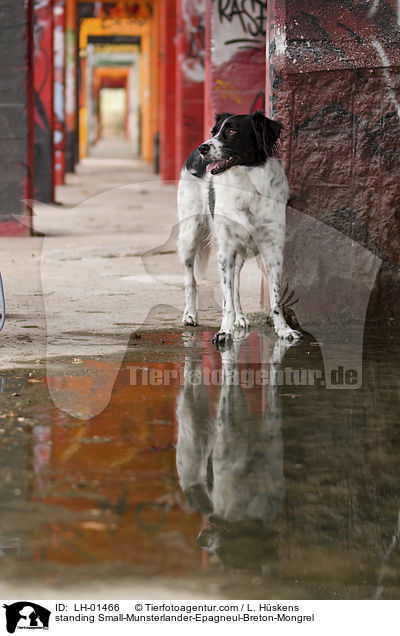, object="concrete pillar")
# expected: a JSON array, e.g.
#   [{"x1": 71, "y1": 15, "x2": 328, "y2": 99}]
[
  {"x1": 54, "y1": 0, "x2": 66, "y2": 186},
  {"x1": 128, "y1": 56, "x2": 139, "y2": 155},
  {"x1": 33, "y1": 0, "x2": 54, "y2": 203},
  {"x1": 65, "y1": 0, "x2": 76, "y2": 172},
  {"x1": 160, "y1": 0, "x2": 177, "y2": 181},
  {"x1": 267, "y1": 0, "x2": 400, "y2": 317},
  {"x1": 204, "y1": 0, "x2": 267, "y2": 135},
  {"x1": 0, "y1": 0, "x2": 33, "y2": 235},
  {"x1": 175, "y1": 0, "x2": 205, "y2": 176}
]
